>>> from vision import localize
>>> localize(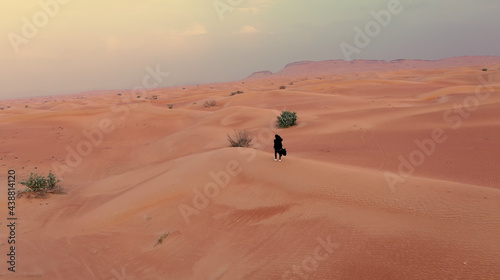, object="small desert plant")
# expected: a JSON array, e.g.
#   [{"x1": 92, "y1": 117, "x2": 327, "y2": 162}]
[
  {"x1": 204, "y1": 100, "x2": 216, "y2": 108},
  {"x1": 482, "y1": 68, "x2": 488, "y2": 71},
  {"x1": 156, "y1": 233, "x2": 170, "y2": 246},
  {"x1": 227, "y1": 129, "x2": 253, "y2": 147},
  {"x1": 19, "y1": 172, "x2": 47, "y2": 192},
  {"x1": 47, "y1": 171, "x2": 61, "y2": 189},
  {"x1": 19, "y1": 171, "x2": 62, "y2": 195},
  {"x1": 167, "y1": 104, "x2": 174, "y2": 109},
  {"x1": 277, "y1": 111, "x2": 298, "y2": 128},
  {"x1": 279, "y1": 86, "x2": 286, "y2": 90},
  {"x1": 230, "y1": 90, "x2": 244, "y2": 96}
]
